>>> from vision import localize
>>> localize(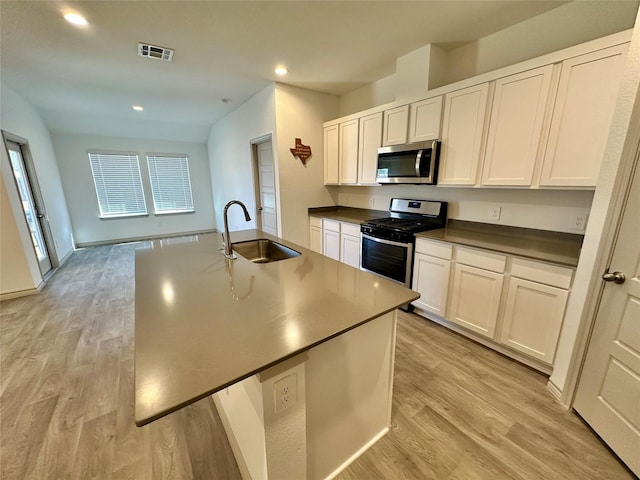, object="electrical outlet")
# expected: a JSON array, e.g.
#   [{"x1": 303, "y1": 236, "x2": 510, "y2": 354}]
[
  {"x1": 489, "y1": 206, "x2": 502, "y2": 221},
  {"x1": 274, "y1": 373, "x2": 297, "y2": 414},
  {"x1": 571, "y1": 214, "x2": 588, "y2": 230},
  {"x1": 369, "y1": 197, "x2": 375, "y2": 208}
]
